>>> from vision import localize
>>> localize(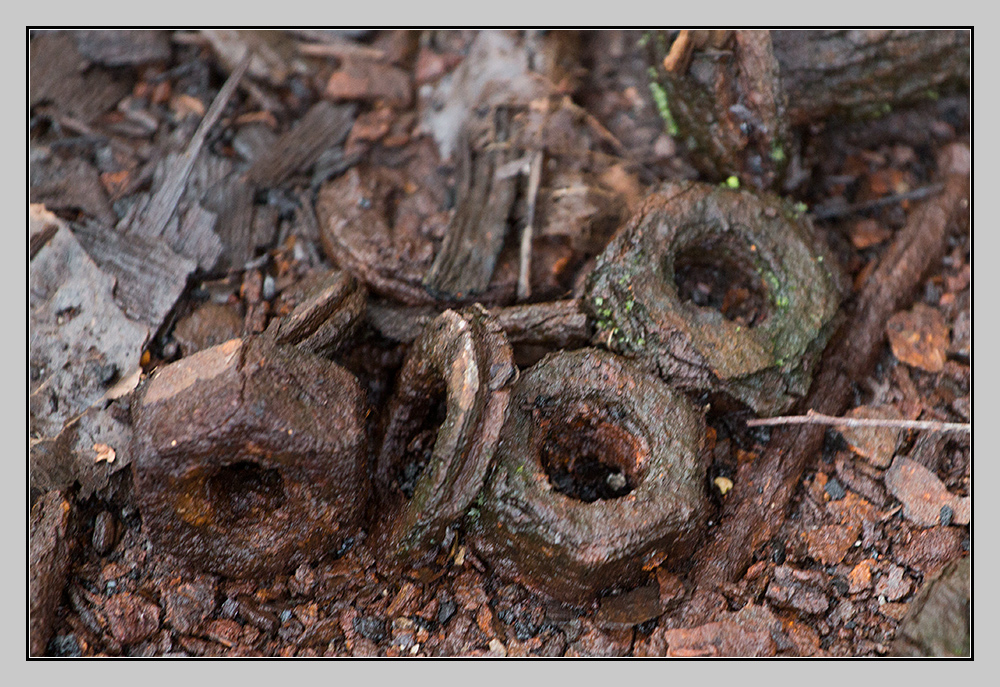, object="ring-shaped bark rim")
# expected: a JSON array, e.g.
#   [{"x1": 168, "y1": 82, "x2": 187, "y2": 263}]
[
  {"x1": 472, "y1": 349, "x2": 708, "y2": 603},
  {"x1": 373, "y1": 307, "x2": 514, "y2": 566}
]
